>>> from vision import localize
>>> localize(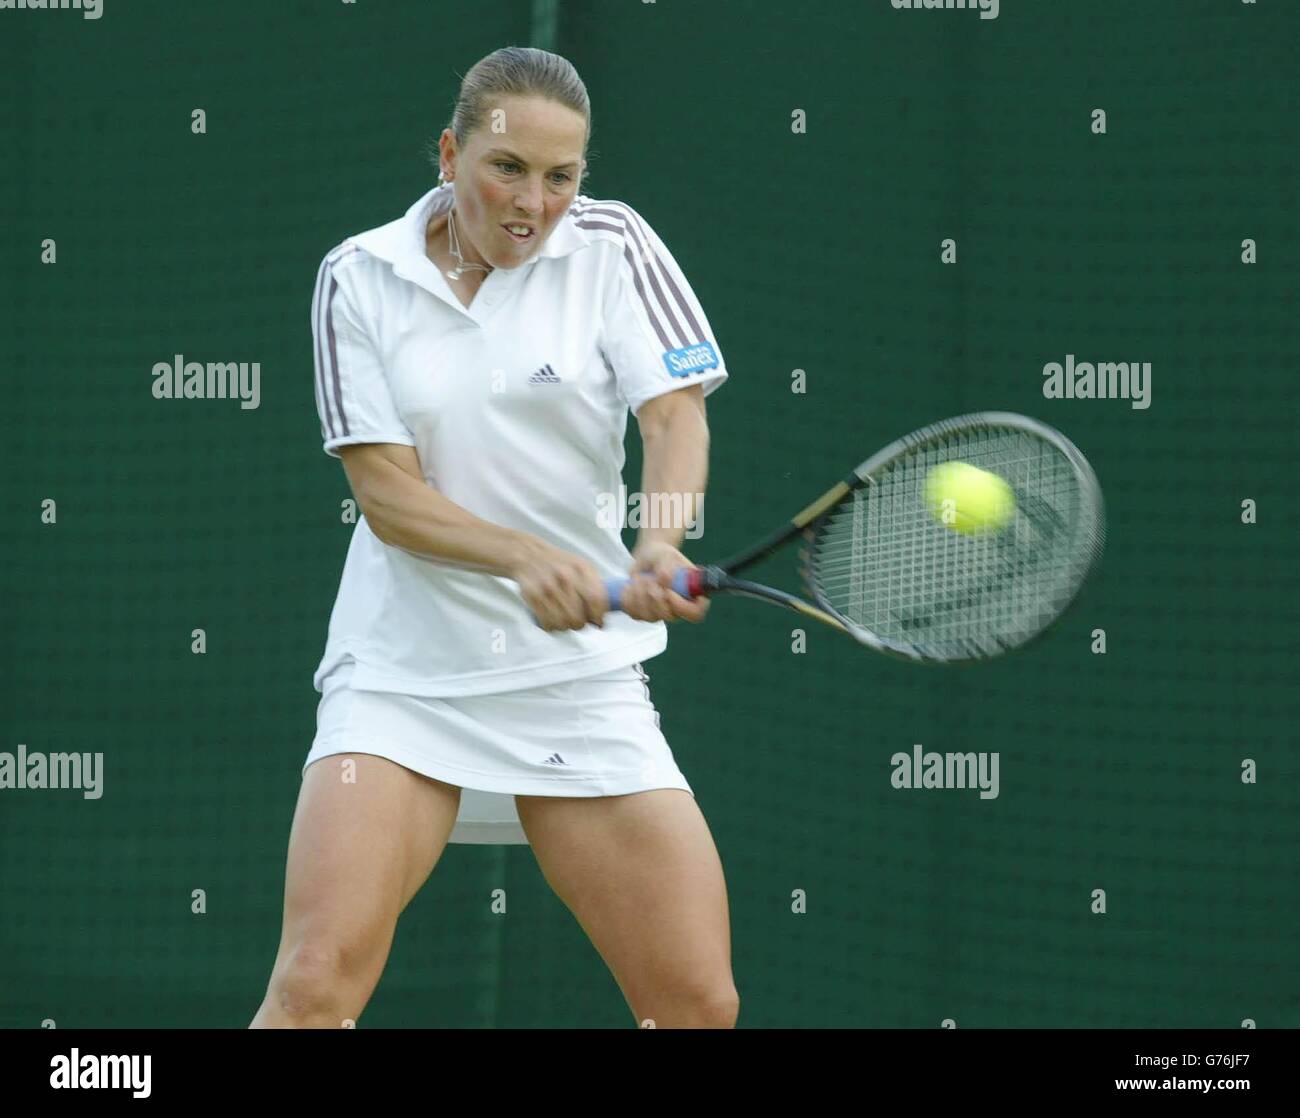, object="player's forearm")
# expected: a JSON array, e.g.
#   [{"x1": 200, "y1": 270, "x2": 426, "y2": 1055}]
[
  {"x1": 364, "y1": 460, "x2": 529, "y2": 577},
  {"x1": 636, "y1": 401, "x2": 710, "y2": 551}
]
